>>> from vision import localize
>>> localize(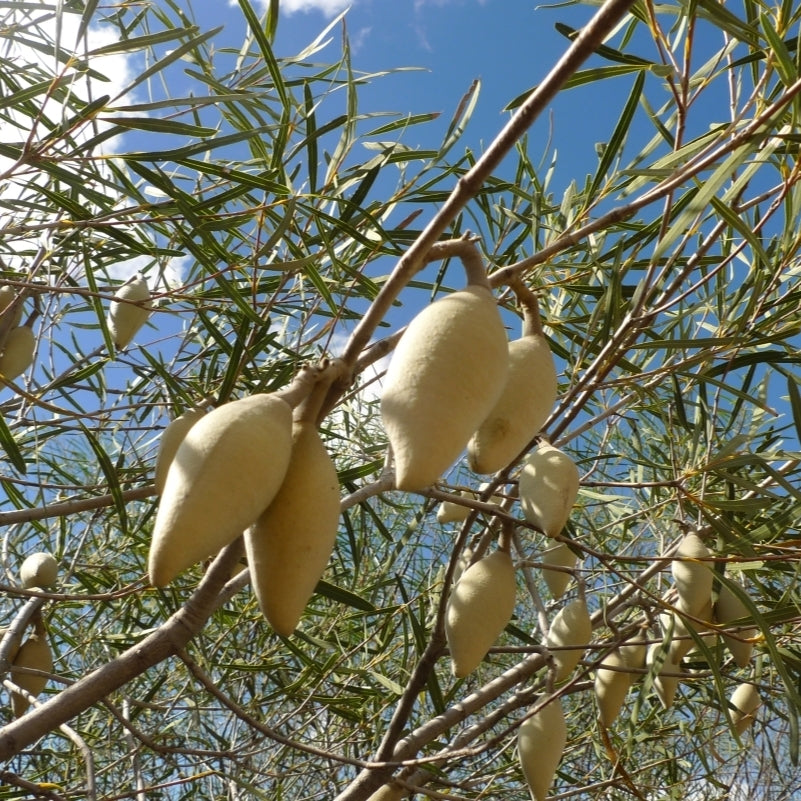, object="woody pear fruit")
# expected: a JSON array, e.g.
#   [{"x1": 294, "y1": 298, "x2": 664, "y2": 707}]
[
  {"x1": 148, "y1": 394, "x2": 293, "y2": 586},
  {"x1": 0, "y1": 286, "x2": 23, "y2": 330},
  {"x1": 0, "y1": 325, "x2": 35, "y2": 382},
  {"x1": 19, "y1": 552, "x2": 59, "y2": 589},
  {"x1": 594, "y1": 638, "x2": 645, "y2": 727},
  {"x1": 108, "y1": 275, "x2": 151, "y2": 350},
  {"x1": 467, "y1": 309, "x2": 557, "y2": 474},
  {"x1": 10, "y1": 631, "x2": 53, "y2": 717},
  {"x1": 517, "y1": 696, "x2": 567, "y2": 801},
  {"x1": 365, "y1": 783, "x2": 405, "y2": 801},
  {"x1": 245, "y1": 421, "x2": 341, "y2": 636},
  {"x1": 518, "y1": 443, "x2": 579, "y2": 537},
  {"x1": 437, "y1": 491, "x2": 472, "y2": 524},
  {"x1": 715, "y1": 580, "x2": 756, "y2": 668},
  {"x1": 671, "y1": 531, "x2": 713, "y2": 616},
  {"x1": 445, "y1": 549, "x2": 517, "y2": 677},
  {"x1": 647, "y1": 642, "x2": 680, "y2": 709},
  {"x1": 154, "y1": 408, "x2": 207, "y2": 494},
  {"x1": 381, "y1": 285, "x2": 508, "y2": 491},
  {"x1": 729, "y1": 682, "x2": 761, "y2": 736},
  {"x1": 541, "y1": 542, "x2": 577, "y2": 599},
  {"x1": 546, "y1": 596, "x2": 591, "y2": 682}
]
